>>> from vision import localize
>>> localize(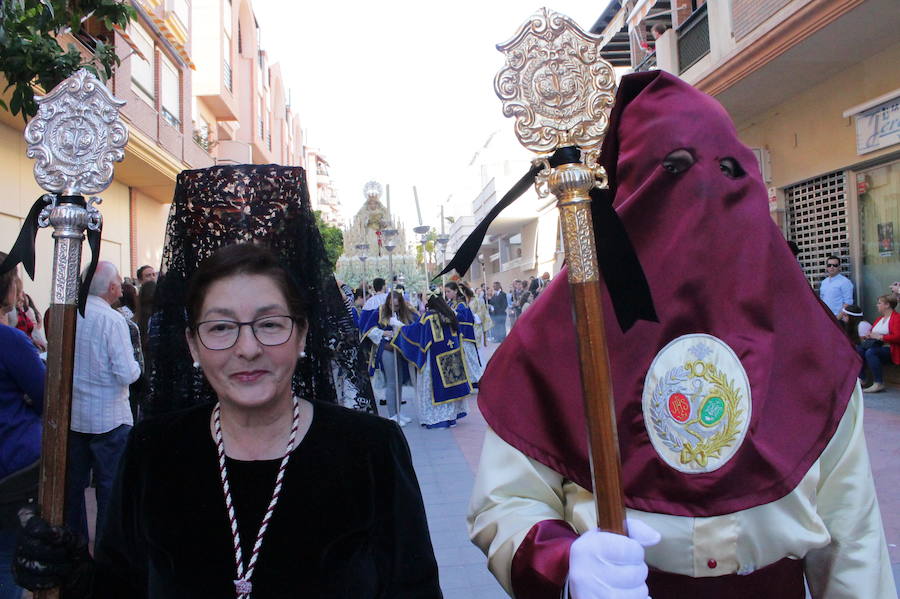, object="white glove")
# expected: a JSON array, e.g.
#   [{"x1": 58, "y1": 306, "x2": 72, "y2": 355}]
[
  {"x1": 389, "y1": 316, "x2": 404, "y2": 328},
  {"x1": 568, "y1": 518, "x2": 660, "y2": 599}
]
